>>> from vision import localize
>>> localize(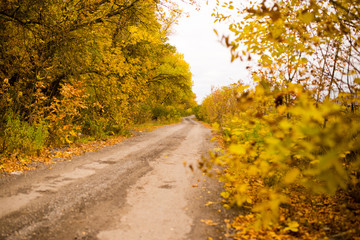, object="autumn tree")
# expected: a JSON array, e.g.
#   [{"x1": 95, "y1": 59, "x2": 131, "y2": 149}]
[
  {"x1": 146, "y1": 45, "x2": 195, "y2": 120},
  {"x1": 214, "y1": 0, "x2": 360, "y2": 102},
  {"x1": 197, "y1": 0, "x2": 360, "y2": 237},
  {"x1": 0, "y1": 0, "x2": 196, "y2": 154}
]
